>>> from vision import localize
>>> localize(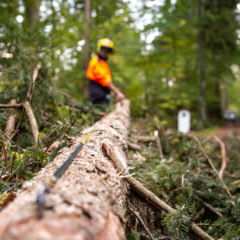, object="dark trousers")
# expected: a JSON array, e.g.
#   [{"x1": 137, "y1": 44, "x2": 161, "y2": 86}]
[{"x1": 89, "y1": 80, "x2": 110, "y2": 104}]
